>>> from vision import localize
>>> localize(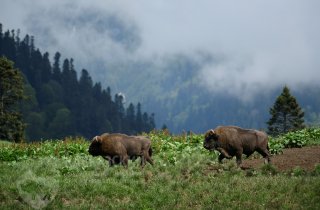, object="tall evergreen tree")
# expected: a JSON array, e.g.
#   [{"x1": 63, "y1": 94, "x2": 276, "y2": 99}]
[
  {"x1": 136, "y1": 103, "x2": 143, "y2": 133},
  {"x1": 52, "y1": 52, "x2": 61, "y2": 82},
  {"x1": 0, "y1": 24, "x2": 3, "y2": 53},
  {"x1": 1, "y1": 30, "x2": 16, "y2": 61},
  {"x1": 0, "y1": 57, "x2": 25, "y2": 142},
  {"x1": 126, "y1": 103, "x2": 136, "y2": 133},
  {"x1": 42, "y1": 52, "x2": 52, "y2": 83},
  {"x1": 267, "y1": 86, "x2": 305, "y2": 136},
  {"x1": 114, "y1": 93, "x2": 125, "y2": 132}
]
